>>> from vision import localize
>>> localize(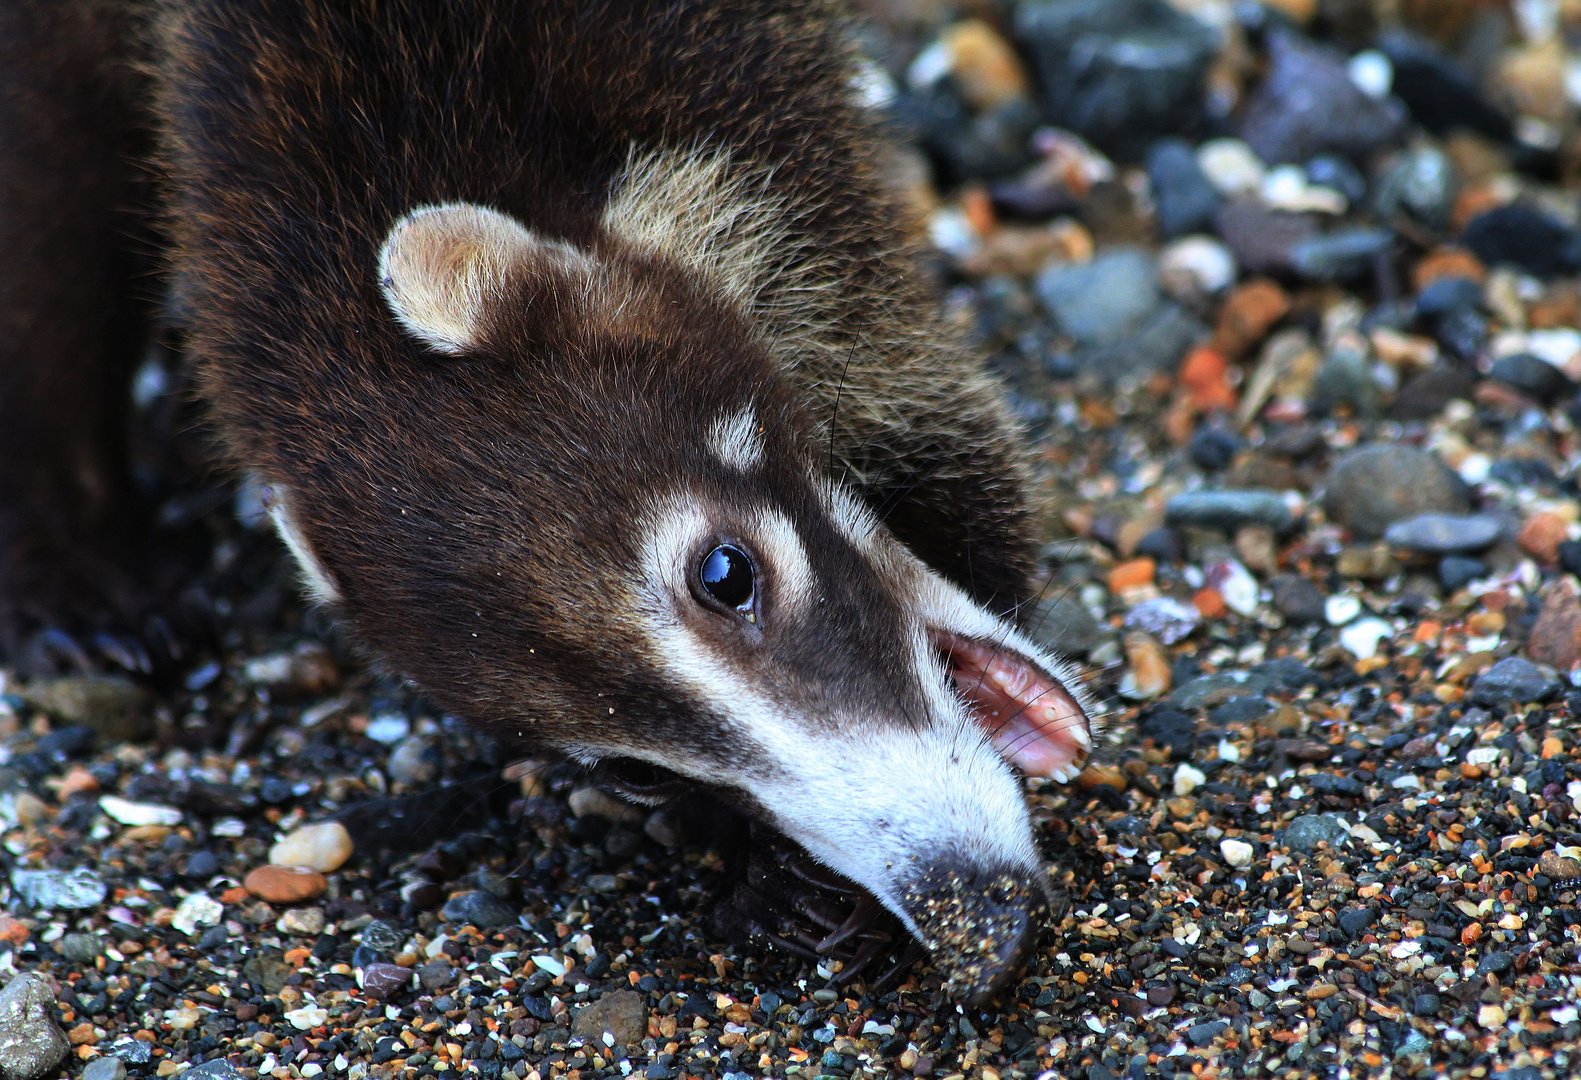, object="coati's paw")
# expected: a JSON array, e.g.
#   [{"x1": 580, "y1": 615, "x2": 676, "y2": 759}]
[
  {"x1": 0, "y1": 517, "x2": 205, "y2": 678},
  {"x1": 708, "y1": 821, "x2": 923, "y2": 995}
]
